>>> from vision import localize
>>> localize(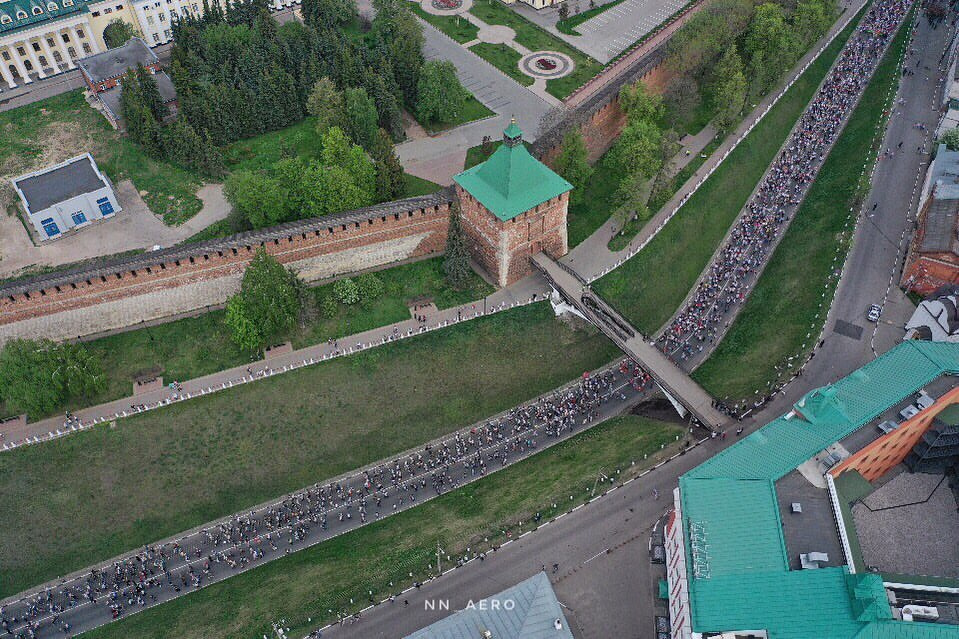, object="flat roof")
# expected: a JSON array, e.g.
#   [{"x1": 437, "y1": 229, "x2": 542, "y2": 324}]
[
  {"x1": 13, "y1": 154, "x2": 108, "y2": 214},
  {"x1": 77, "y1": 37, "x2": 158, "y2": 84},
  {"x1": 679, "y1": 341, "x2": 959, "y2": 639},
  {"x1": 403, "y1": 572, "x2": 574, "y2": 639}
]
